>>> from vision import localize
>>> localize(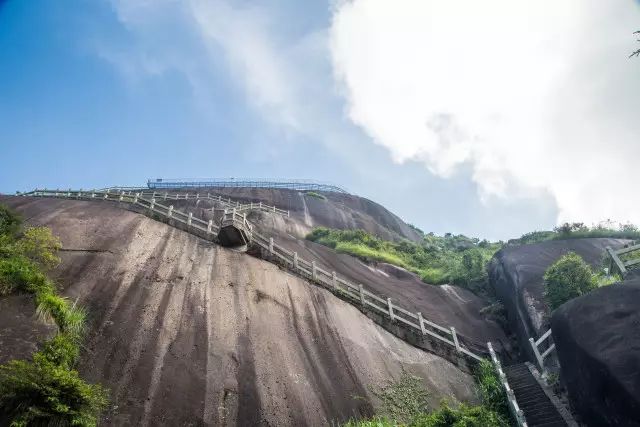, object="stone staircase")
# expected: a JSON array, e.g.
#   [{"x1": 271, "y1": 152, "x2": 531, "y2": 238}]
[{"x1": 504, "y1": 364, "x2": 566, "y2": 427}]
